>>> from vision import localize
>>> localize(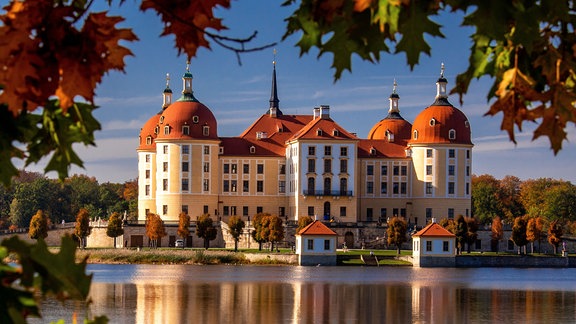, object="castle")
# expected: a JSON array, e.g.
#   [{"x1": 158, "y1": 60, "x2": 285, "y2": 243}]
[{"x1": 137, "y1": 61, "x2": 473, "y2": 237}]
